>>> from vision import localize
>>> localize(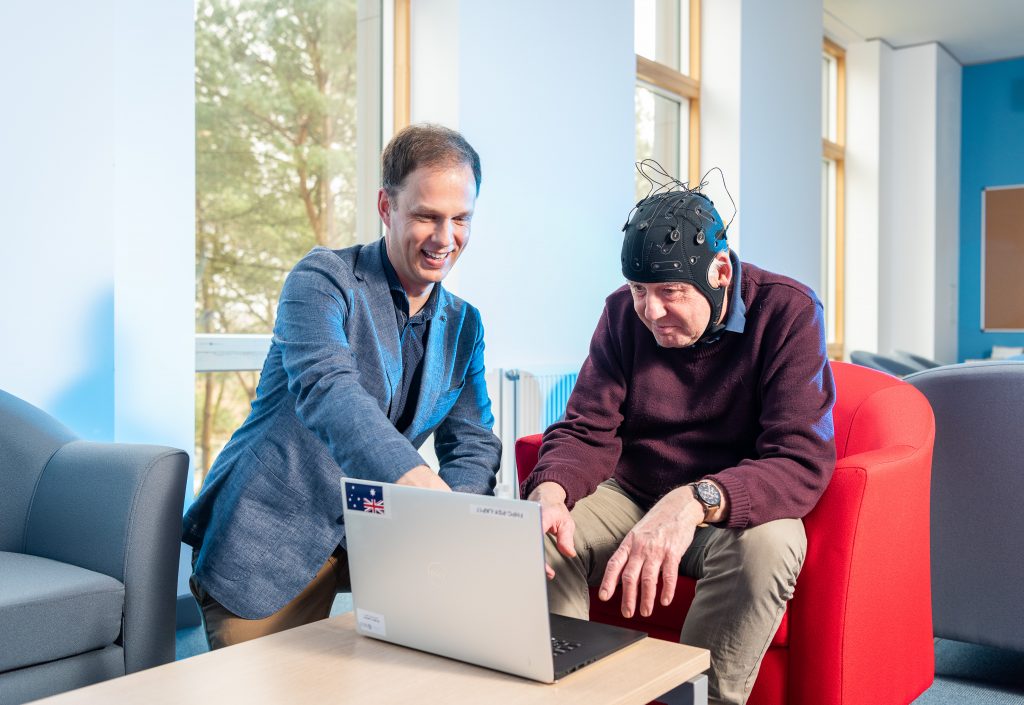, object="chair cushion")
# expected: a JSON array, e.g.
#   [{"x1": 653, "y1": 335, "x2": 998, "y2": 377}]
[{"x1": 0, "y1": 552, "x2": 124, "y2": 672}]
